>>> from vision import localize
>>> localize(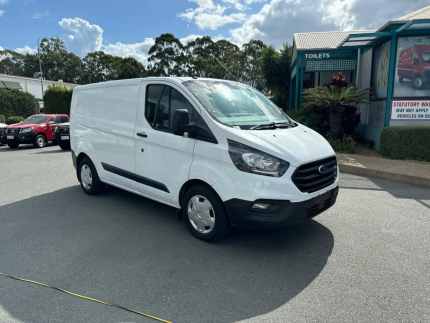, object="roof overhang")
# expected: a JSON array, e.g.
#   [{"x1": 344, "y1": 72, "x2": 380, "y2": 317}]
[{"x1": 339, "y1": 19, "x2": 430, "y2": 49}]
